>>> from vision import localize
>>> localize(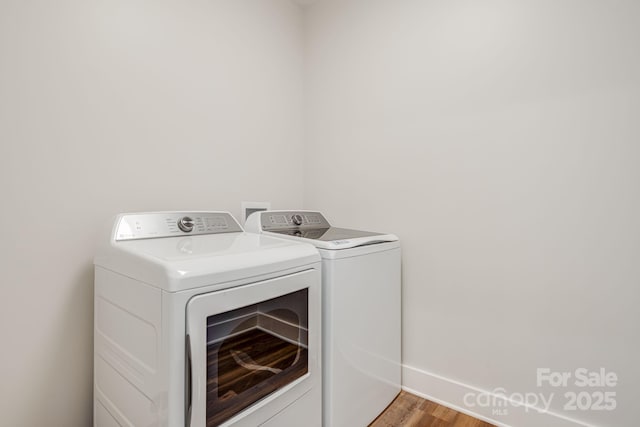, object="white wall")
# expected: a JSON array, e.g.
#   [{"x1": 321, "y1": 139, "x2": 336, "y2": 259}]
[
  {"x1": 304, "y1": 1, "x2": 640, "y2": 426},
  {"x1": 0, "y1": 1, "x2": 304, "y2": 425},
  {"x1": 2, "y1": 1, "x2": 639, "y2": 425}
]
